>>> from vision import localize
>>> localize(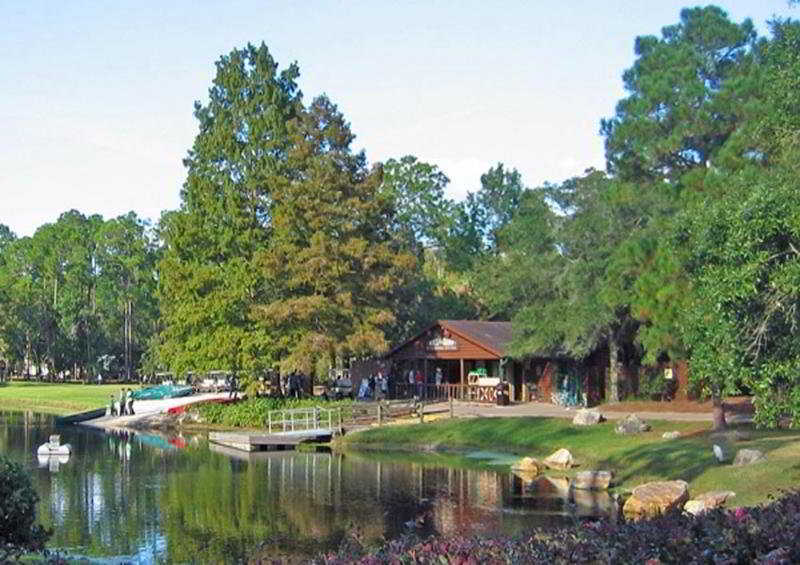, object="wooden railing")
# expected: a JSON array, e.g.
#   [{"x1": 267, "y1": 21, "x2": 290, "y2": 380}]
[
  {"x1": 393, "y1": 383, "x2": 498, "y2": 403},
  {"x1": 265, "y1": 400, "x2": 420, "y2": 433}
]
